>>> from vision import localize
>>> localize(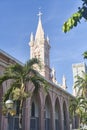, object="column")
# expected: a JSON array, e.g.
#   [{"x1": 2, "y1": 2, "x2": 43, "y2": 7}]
[
  {"x1": 60, "y1": 106, "x2": 64, "y2": 130},
  {"x1": 40, "y1": 105, "x2": 45, "y2": 130},
  {"x1": 51, "y1": 104, "x2": 55, "y2": 130},
  {"x1": 66, "y1": 106, "x2": 70, "y2": 130},
  {"x1": 24, "y1": 98, "x2": 31, "y2": 130}
]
